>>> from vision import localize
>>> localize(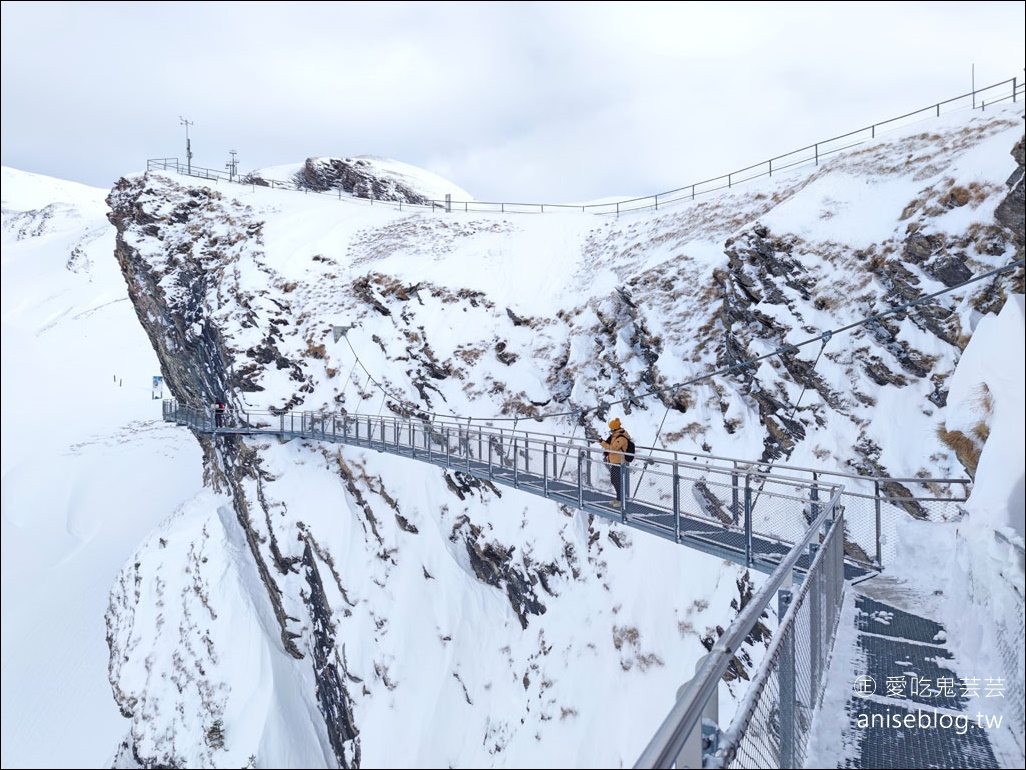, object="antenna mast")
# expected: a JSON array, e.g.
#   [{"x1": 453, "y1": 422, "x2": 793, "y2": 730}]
[{"x1": 179, "y1": 116, "x2": 194, "y2": 175}]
